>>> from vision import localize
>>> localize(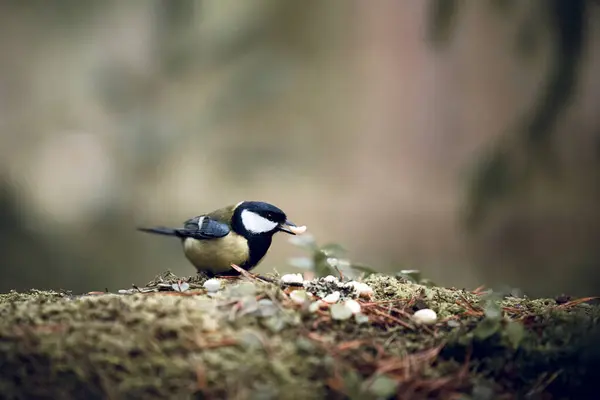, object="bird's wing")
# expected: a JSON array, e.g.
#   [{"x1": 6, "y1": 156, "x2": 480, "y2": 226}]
[{"x1": 179, "y1": 215, "x2": 231, "y2": 240}]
